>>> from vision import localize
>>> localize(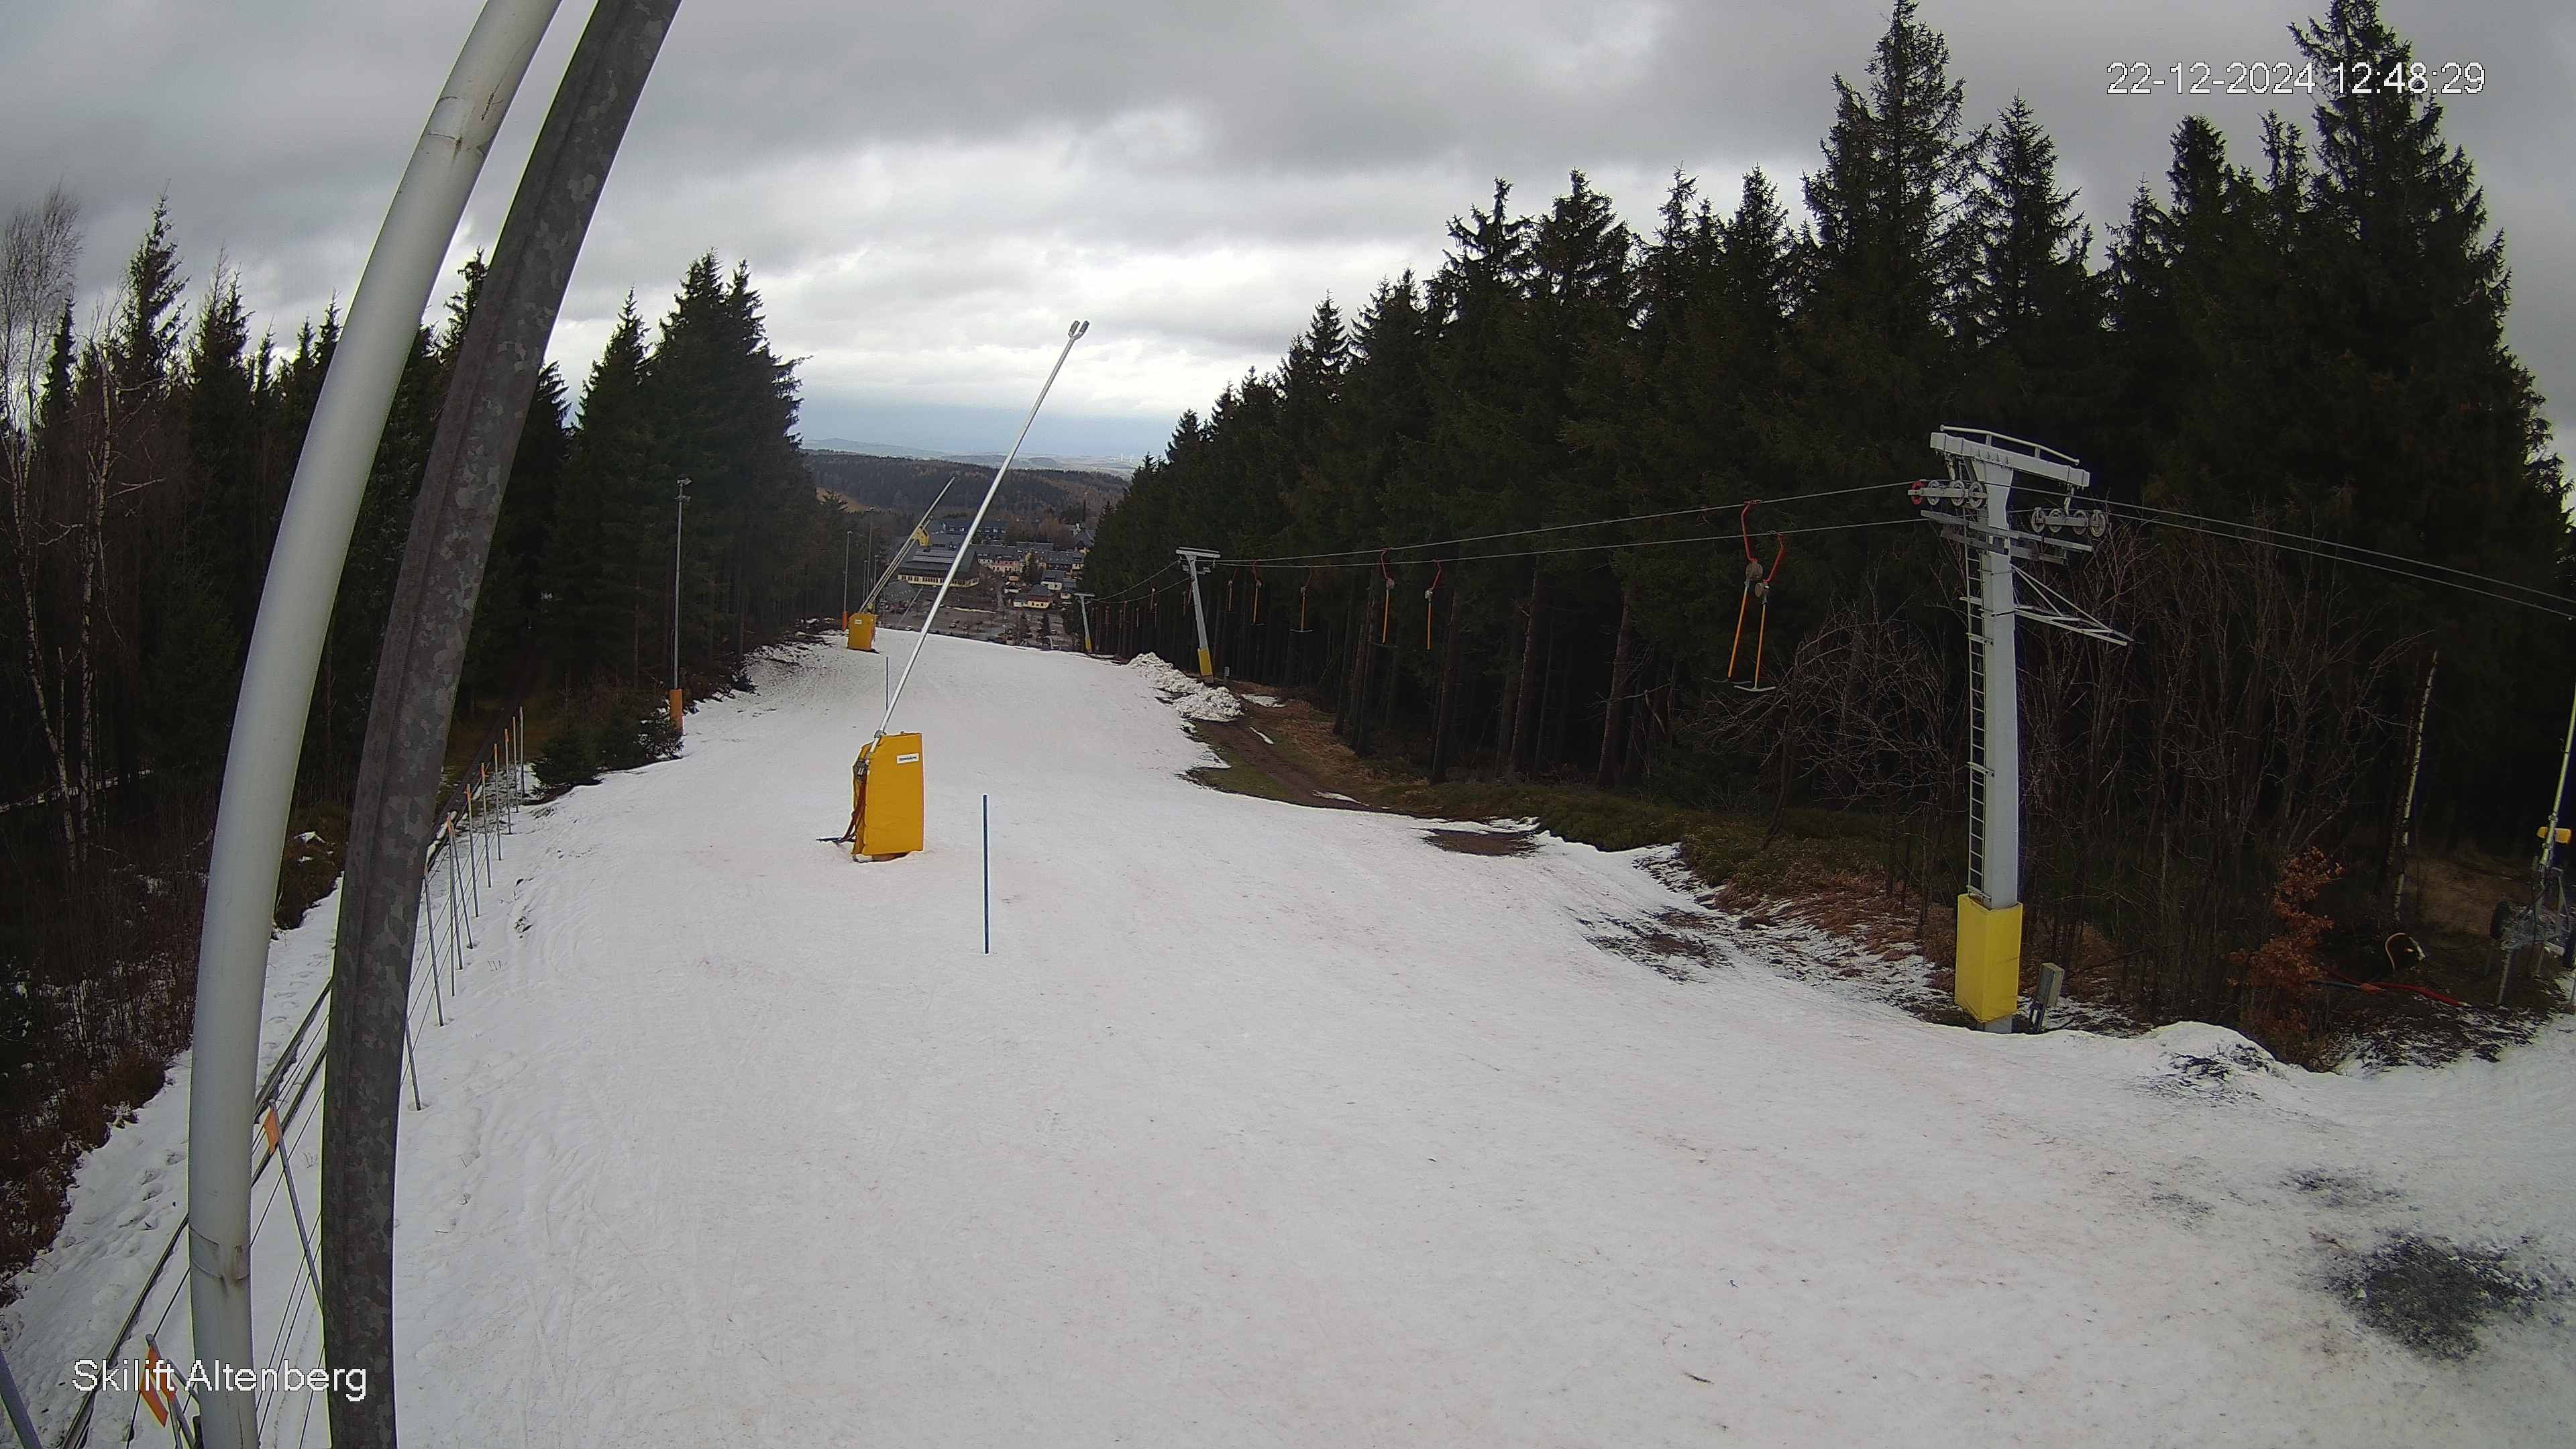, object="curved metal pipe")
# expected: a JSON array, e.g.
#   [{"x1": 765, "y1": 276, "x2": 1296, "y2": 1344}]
[{"x1": 184, "y1": 5, "x2": 564, "y2": 1444}]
